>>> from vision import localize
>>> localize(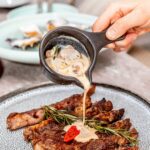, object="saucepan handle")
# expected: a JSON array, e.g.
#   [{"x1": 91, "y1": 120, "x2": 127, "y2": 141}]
[
  {"x1": 83, "y1": 29, "x2": 126, "y2": 53},
  {"x1": 98, "y1": 29, "x2": 125, "y2": 46}
]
